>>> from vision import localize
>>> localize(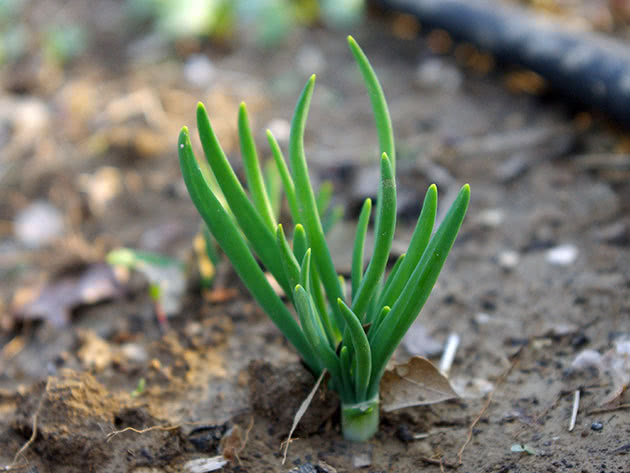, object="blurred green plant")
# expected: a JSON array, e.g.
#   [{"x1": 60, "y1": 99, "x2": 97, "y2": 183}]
[
  {"x1": 0, "y1": 0, "x2": 86, "y2": 66},
  {"x1": 43, "y1": 26, "x2": 87, "y2": 65},
  {"x1": 126, "y1": 0, "x2": 364, "y2": 45},
  {"x1": 178, "y1": 36, "x2": 470, "y2": 441}
]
